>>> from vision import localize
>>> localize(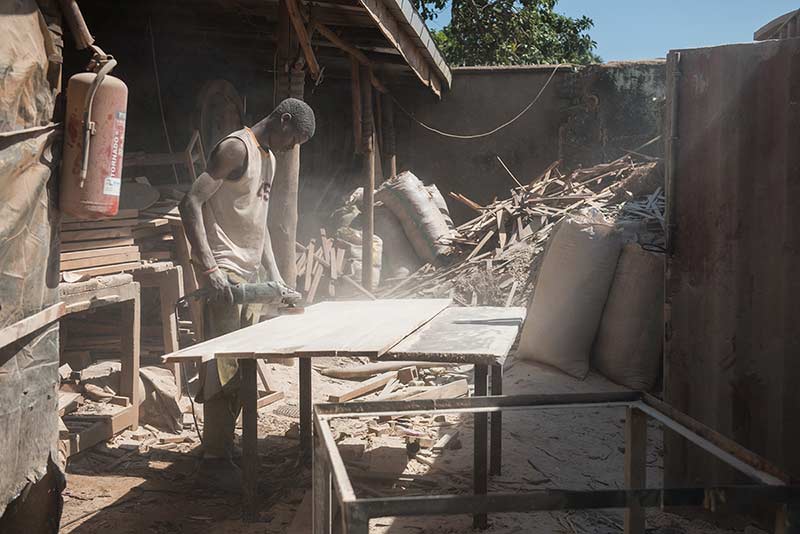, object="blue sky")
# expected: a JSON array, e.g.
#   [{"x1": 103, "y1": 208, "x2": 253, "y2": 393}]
[{"x1": 427, "y1": 1, "x2": 798, "y2": 61}]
